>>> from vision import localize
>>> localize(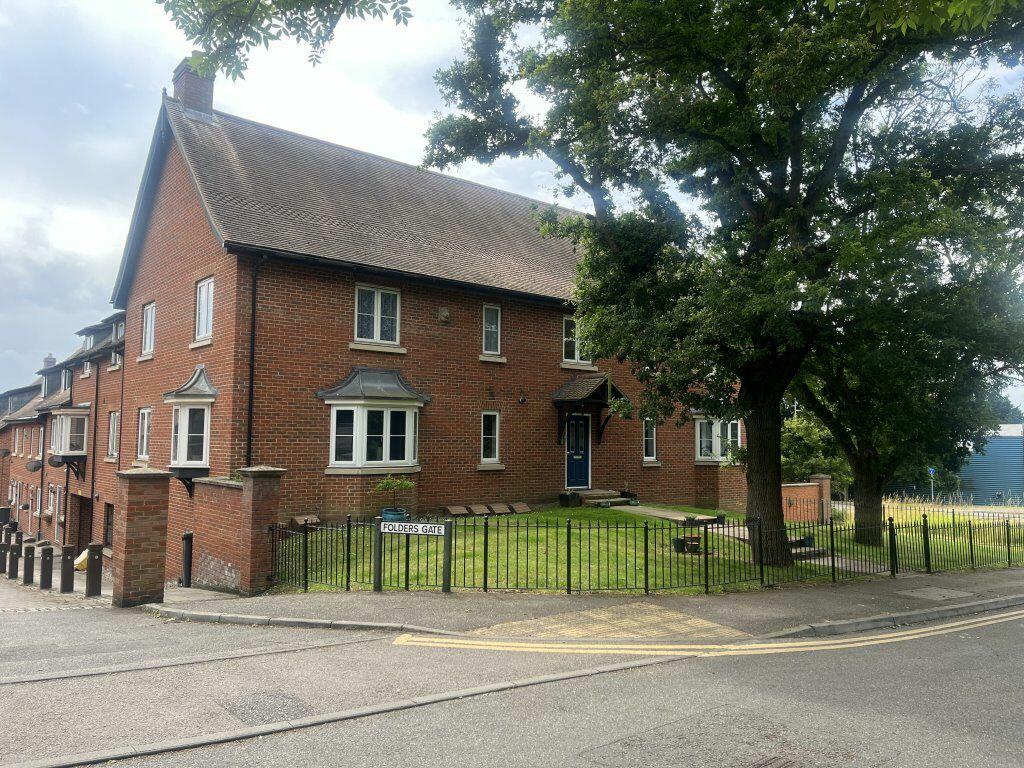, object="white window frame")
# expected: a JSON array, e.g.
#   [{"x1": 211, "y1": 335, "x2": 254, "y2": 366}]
[
  {"x1": 60, "y1": 369, "x2": 72, "y2": 390},
  {"x1": 327, "y1": 402, "x2": 420, "y2": 468},
  {"x1": 137, "y1": 408, "x2": 152, "y2": 459},
  {"x1": 51, "y1": 411, "x2": 88, "y2": 456},
  {"x1": 168, "y1": 403, "x2": 211, "y2": 468},
  {"x1": 482, "y1": 304, "x2": 501, "y2": 356},
  {"x1": 107, "y1": 411, "x2": 120, "y2": 458},
  {"x1": 643, "y1": 419, "x2": 657, "y2": 462},
  {"x1": 47, "y1": 484, "x2": 55, "y2": 514},
  {"x1": 13, "y1": 429, "x2": 19, "y2": 456},
  {"x1": 195, "y1": 277, "x2": 214, "y2": 341},
  {"x1": 141, "y1": 302, "x2": 156, "y2": 356},
  {"x1": 36, "y1": 427, "x2": 43, "y2": 458},
  {"x1": 82, "y1": 335, "x2": 94, "y2": 376},
  {"x1": 562, "y1": 316, "x2": 590, "y2": 363},
  {"x1": 353, "y1": 285, "x2": 401, "y2": 345},
  {"x1": 480, "y1": 411, "x2": 500, "y2": 463},
  {"x1": 695, "y1": 418, "x2": 742, "y2": 462}
]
